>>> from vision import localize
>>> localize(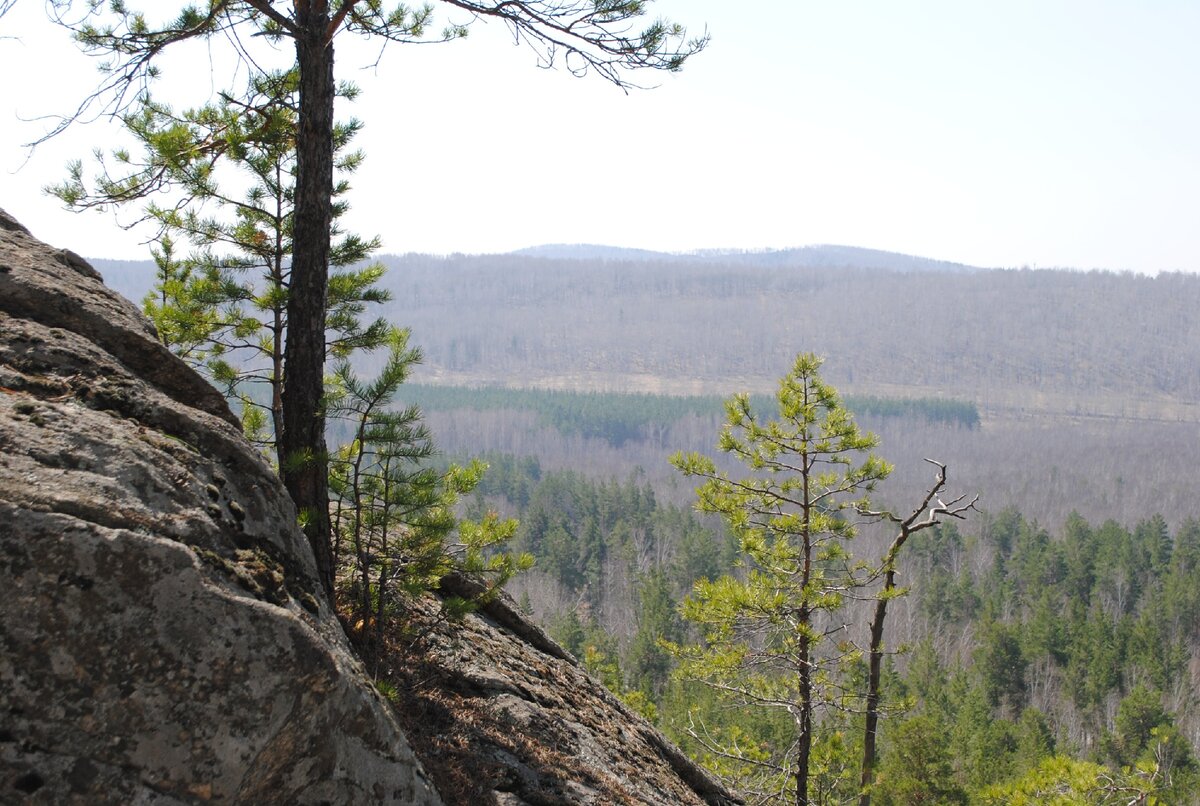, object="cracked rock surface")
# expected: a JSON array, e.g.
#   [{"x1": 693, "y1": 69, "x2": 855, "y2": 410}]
[
  {"x1": 0, "y1": 210, "x2": 439, "y2": 805},
  {"x1": 379, "y1": 574, "x2": 743, "y2": 806}
]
